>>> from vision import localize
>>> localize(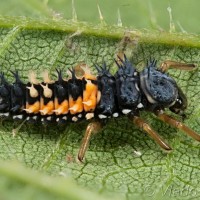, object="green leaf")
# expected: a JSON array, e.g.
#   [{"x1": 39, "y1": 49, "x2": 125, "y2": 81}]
[
  {"x1": 0, "y1": 1, "x2": 200, "y2": 200},
  {"x1": 0, "y1": 16, "x2": 200, "y2": 200},
  {"x1": 0, "y1": 160, "x2": 115, "y2": 200}
]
